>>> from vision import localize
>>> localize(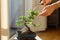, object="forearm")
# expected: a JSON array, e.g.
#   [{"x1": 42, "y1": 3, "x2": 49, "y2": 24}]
[
  {"x1": 55, "y1": 1, "x2": 60, "y2": 9},
  {"x1": 51, "y1": 1, "x2": 60, "y2": 9},
  {"x1": 50, "y1": 1, "x2": 60, "y2": 10},
  {"x1": 57, "y1": 1, "x2": 60, "y2": 8}
]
